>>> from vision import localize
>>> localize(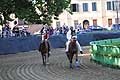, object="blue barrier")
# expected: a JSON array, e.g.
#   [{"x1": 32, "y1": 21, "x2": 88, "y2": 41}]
[
  {"x1": 0, "y1": 31, "x2": 120, "y2": 54},
  {"x1": 0, "y1": 35, "x2": 41, "y2": 54},
  {"x1": 49, "y1": 34, "x2": 67, "y2": 48}
]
